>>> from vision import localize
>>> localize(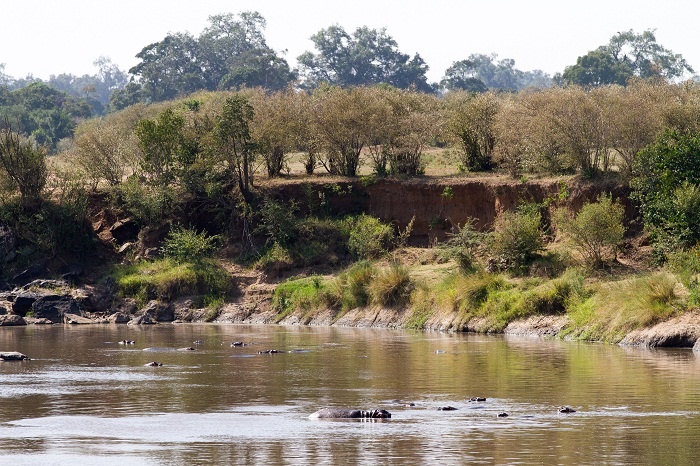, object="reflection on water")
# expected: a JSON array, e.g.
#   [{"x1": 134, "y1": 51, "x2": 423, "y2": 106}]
[{"x1": 0, "y1": 324, "x2": 699, "y2": 464}]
